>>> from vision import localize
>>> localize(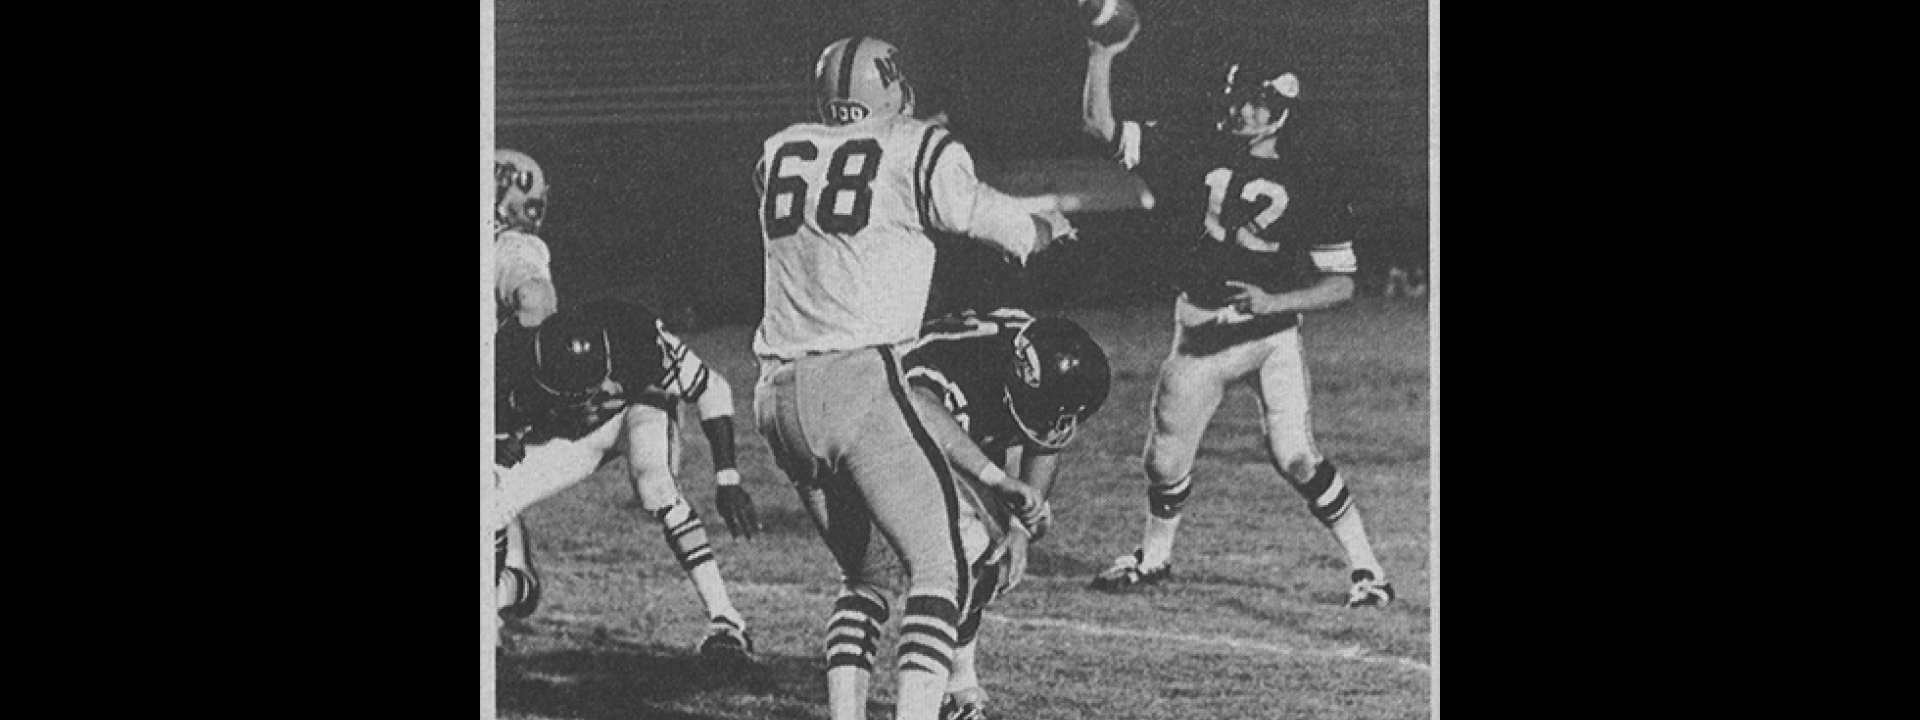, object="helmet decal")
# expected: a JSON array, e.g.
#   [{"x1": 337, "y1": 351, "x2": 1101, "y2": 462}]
[
  {"x1": 1003, "y1": 316, "x2": 1112, "y2": 450},
  {"x1": 816, "y1": 37, "x2": 910, "y2": 125}
]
